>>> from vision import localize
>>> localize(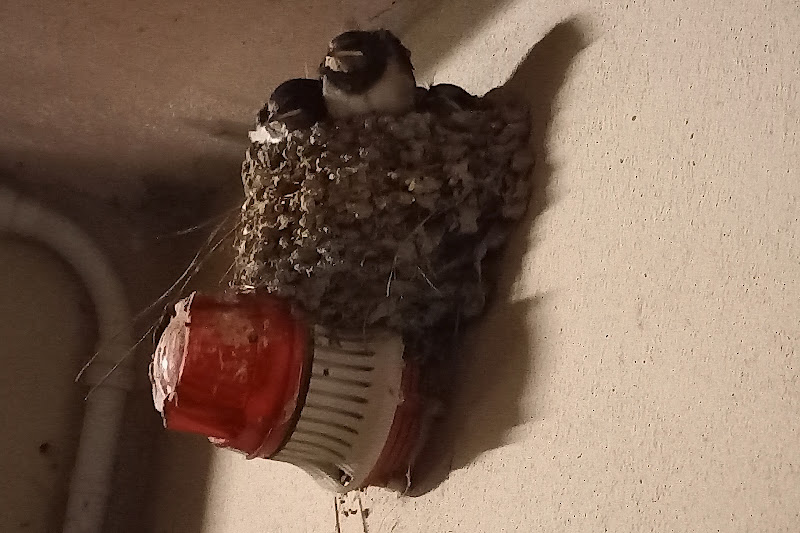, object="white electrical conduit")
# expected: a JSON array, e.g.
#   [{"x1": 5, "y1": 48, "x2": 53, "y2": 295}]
[{"x1": 0, "y1": 187, "x2": 134, "y2": 533}]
